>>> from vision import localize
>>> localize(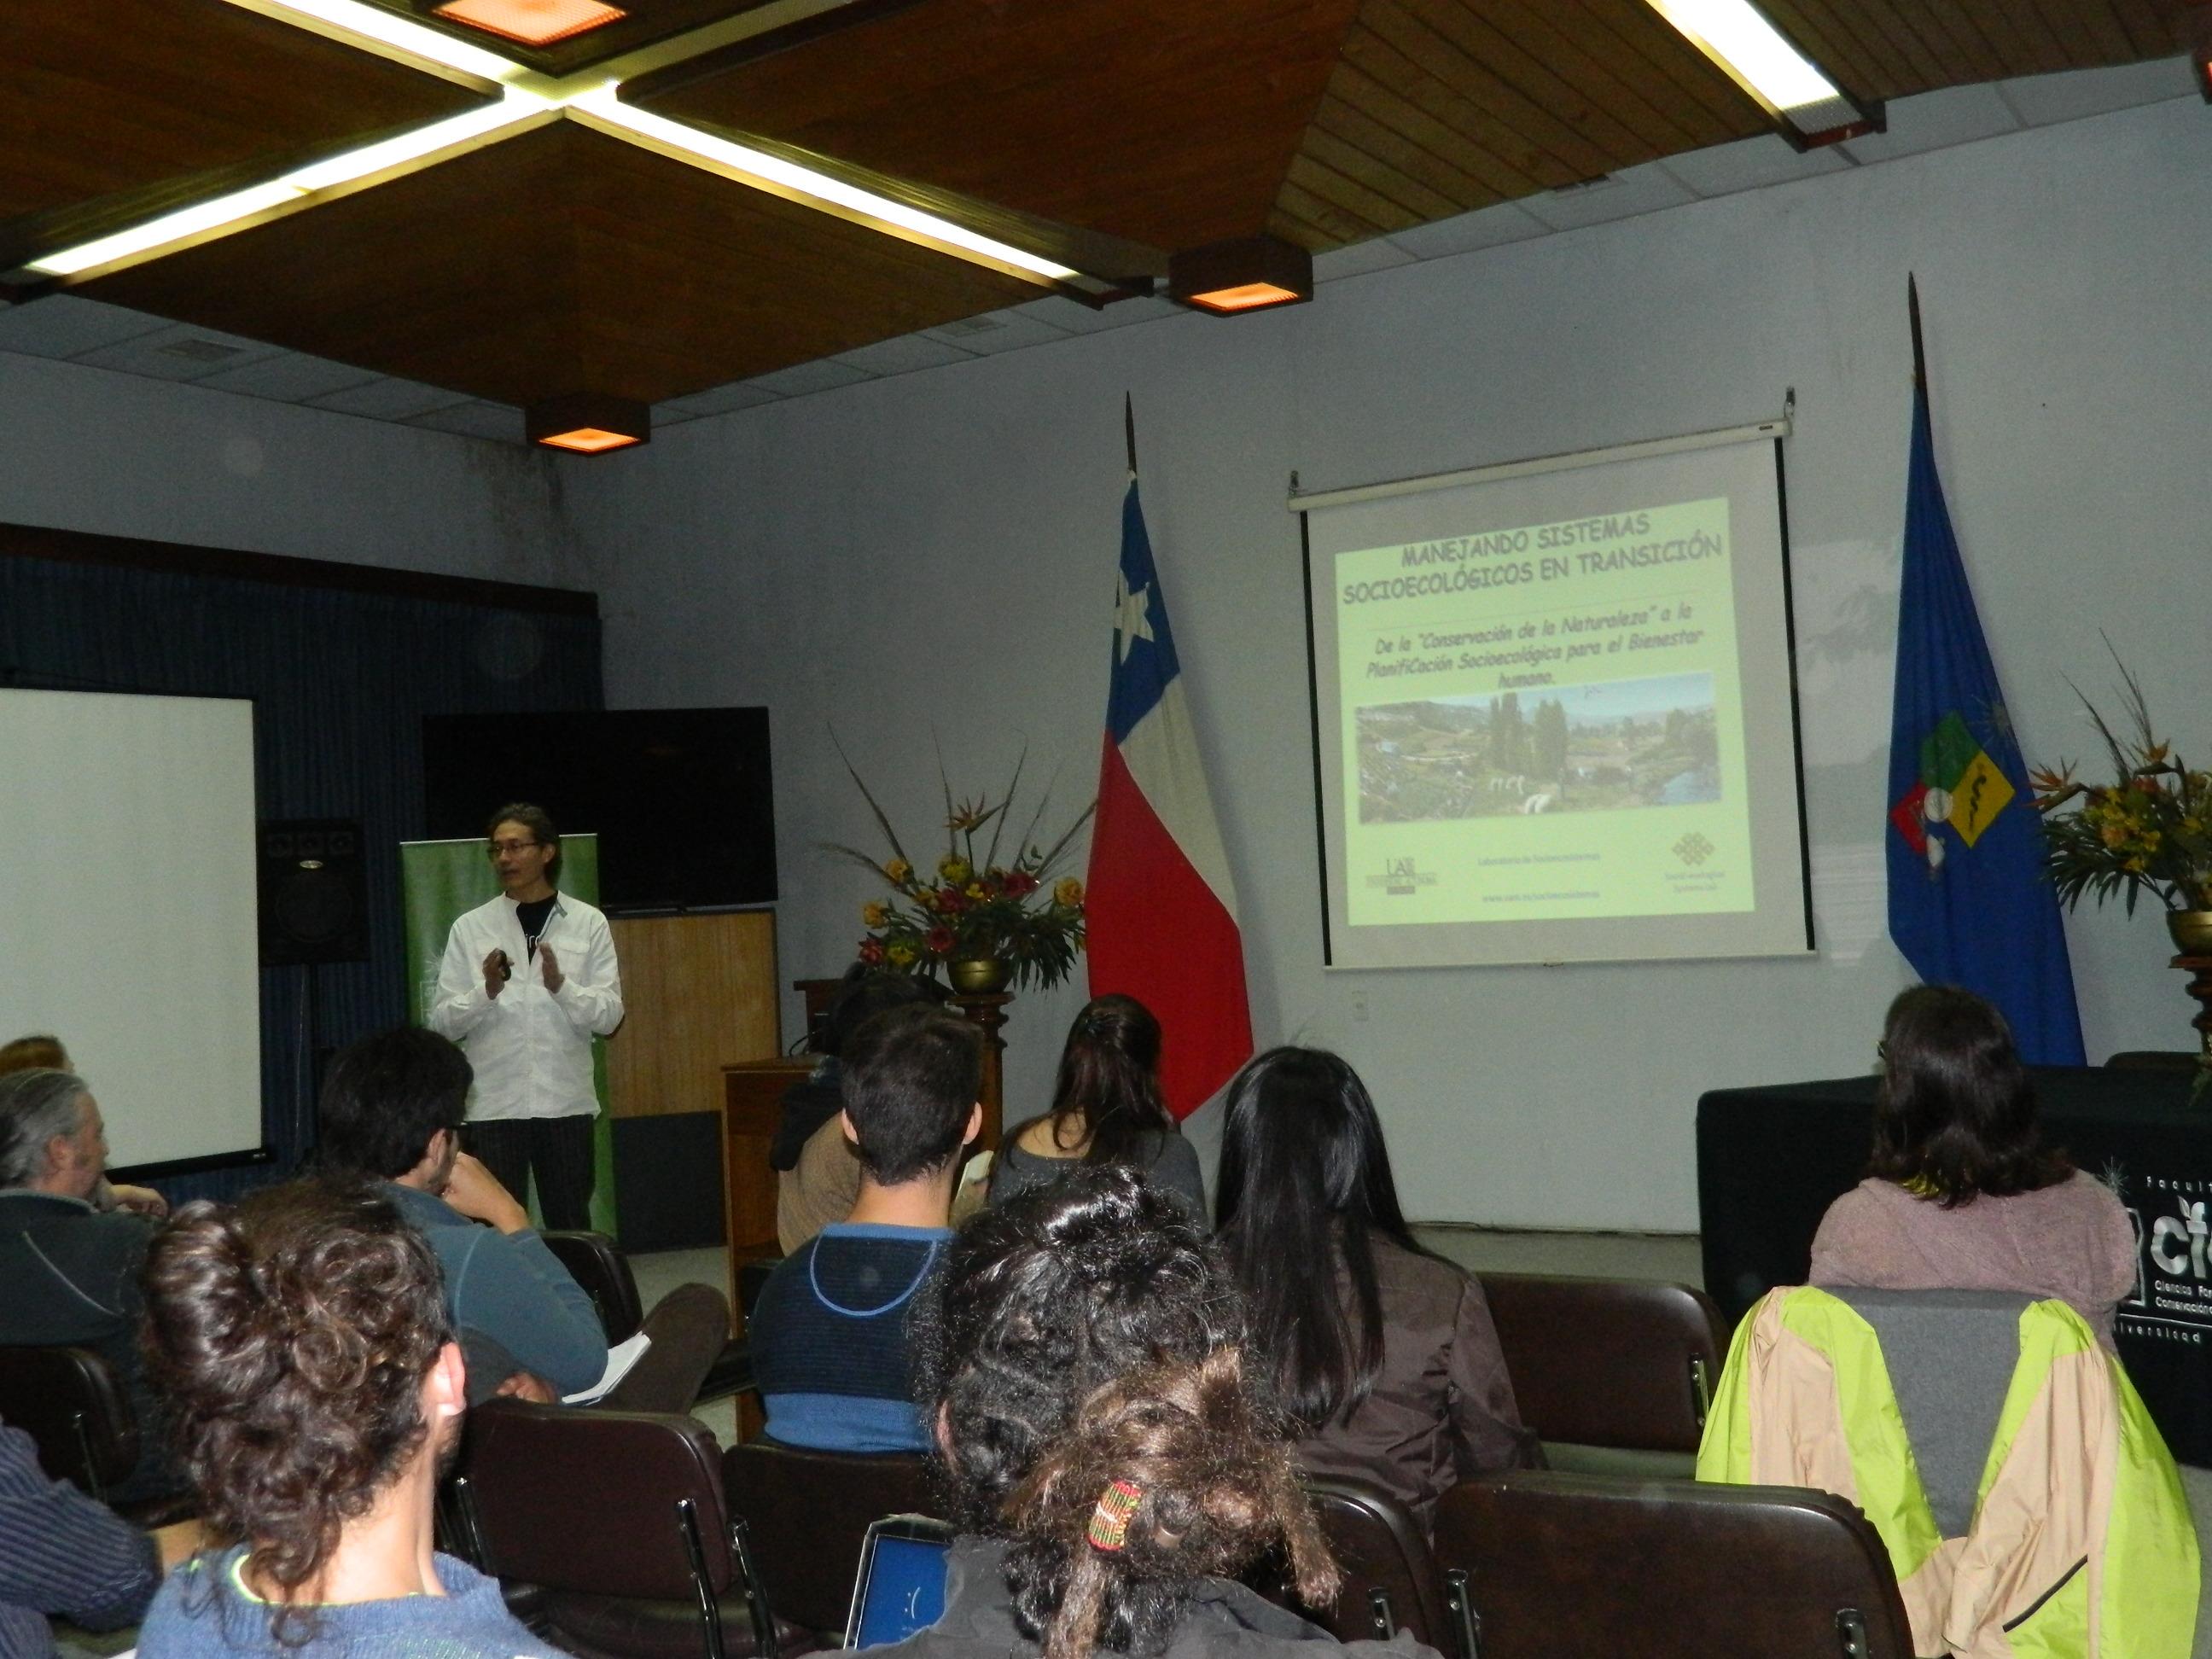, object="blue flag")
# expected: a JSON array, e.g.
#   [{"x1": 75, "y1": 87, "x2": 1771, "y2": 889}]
[{"x1": 1886, "y1": 299, "x2": 2085, "y2": 1064}]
